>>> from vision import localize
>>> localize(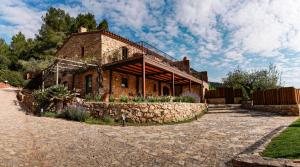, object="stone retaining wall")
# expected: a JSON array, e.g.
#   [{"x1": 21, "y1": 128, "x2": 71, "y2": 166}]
[
  {"x1": 17, "y1": 90, "x2": 37, "y2": 114},
  {"x1": 82, "y1": 102, "x2": 206, "y2": 123},
  {"x1": 251, "y1": 105, "x2": 300, "y2": 116}
]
